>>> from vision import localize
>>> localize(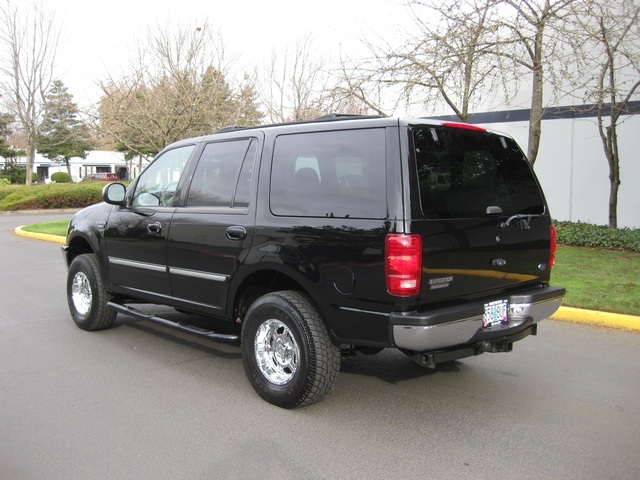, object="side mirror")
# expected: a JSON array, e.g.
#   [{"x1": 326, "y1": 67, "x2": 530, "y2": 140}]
[{"x1": 102, "y1": 182, "x2": 127, "y2": 206}]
